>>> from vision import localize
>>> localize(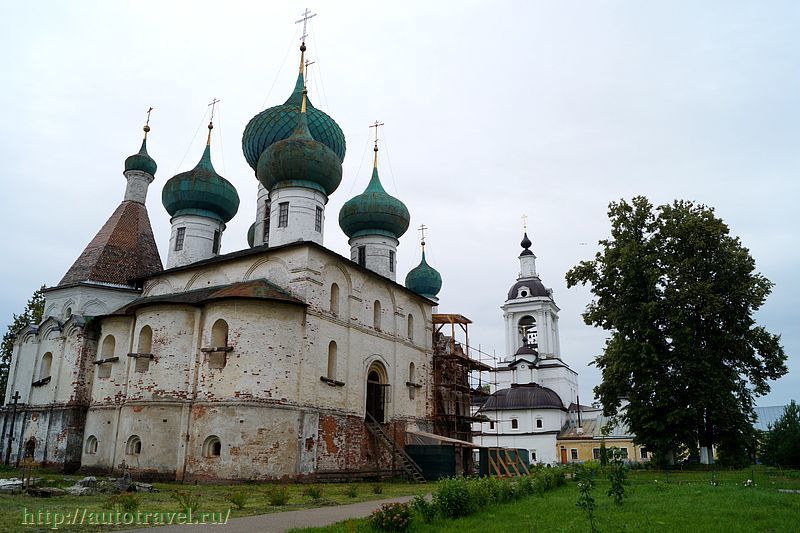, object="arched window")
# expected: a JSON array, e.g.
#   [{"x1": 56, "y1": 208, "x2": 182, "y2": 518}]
[
  {"x1": 209, "y1": 319, "x2": 229, "y2": 369},
  {"x1": 202, "y1": 435, "x2": 222, "y2": 458},
  {"x1": 536, "y1": 418, "x2": 543, "y2": 429},
  {"x1": 518, "y1": 316, "x2": 537, "y2": 348},
  {"x1": 327, "y1": 341, "x2": 337, "y2": 380},
  {"x1": 64, "y1": 307, "x2": 72, "y2": 319},
  {"x1": 511, "y1": 418, "x2": 519, "y2": 429},
  {"x1": 24, "y1": 439, "x2": 35, "y2": 459},
  {"x1": 136, "y1": 325, "x2": 153, "y2": 372},
  {"x1": 85, "y1": 435, "x2": 98, "y2": 455},
  {"x1": 126, "y1": 435, "x2": 142, "y2": 455},
  {"x1": 408, "y1": 362, "x2": 416, "y2": 400},
  {"x1": 407, "y1": 314, "x2": 414, "y2": 341},
  {"x1": 39, "y1": 352, "x2": 52, "y2": 380},
  {"x1": 330, "y1": 283, "x2": 340, "y2": 316},
  {"x1": 373, "y1": 301, "x2": 382, "y2": 331},
  {"x1": 101, "y1": 335, "x2": 116, "y2": 358}
]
